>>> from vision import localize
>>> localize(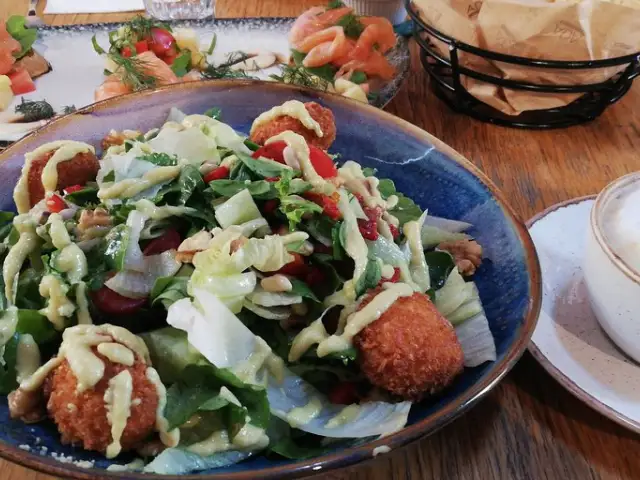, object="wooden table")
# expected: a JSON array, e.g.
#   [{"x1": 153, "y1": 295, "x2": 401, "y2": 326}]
[{"x1": 2, "y1": 1, "x2": 640, "y2": 479}]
